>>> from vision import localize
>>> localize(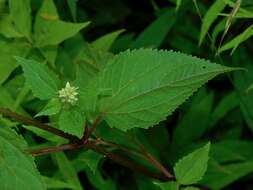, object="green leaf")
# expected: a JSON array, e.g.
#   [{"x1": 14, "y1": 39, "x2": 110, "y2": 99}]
[
  {"x1": 199, "y1": 0, "x2": 226, "y2": 46},
  {"x1": 174, "y1": 143, "x2": 210, "y2": 185},
  {"x1": 131, "y1": 9, "x2": 176, "y2": 48},
  {"x1": 8, "y1": 0, "x2": 31, "y2": 39},
  {"x1": 35, "y1": 98, "x2": 61, "y2": 117},
  {"x1": 0, "y1": 38, "x2": 30, "y2": 84},
  {"x1": 67, "y1": 0, "x2": 77, "y2": 21},
  {"x1": 92, "y1": 29, "x2": 125, "y2": 51},
  {"x1": 96, "y1": 49, "x2": 236, "y2": 131},
  {"x1": 76, "y1": 150, "x2": 103, "y2": 173},
  {"x1": 58, "y1": 107, "x2": 85, "y2": 138},
  {"x1": 42, "y1": 176, "x2": 79, "y2": 189},
  {"x1": 173, "y1": 88, "x2": 213, "y2": 147},
  {"x1": 209, "y1": 92, "x2": 239, "y2": 128},
  {"x1": 53, "y1": 152, "x2": 82, "y2": 190},
  {"x1": 182, "y1": 187, "x2": 200, "y2": 190},
  {"x1": 0, "y1": 14, "x2": 23, "y2": 38},
  {"x1": 176, "y1": 0, "x2": 182, "y2": 11},
  {"x1": 17, "y1": 57, "x2": 60, "y2": 100},
  {"x1": 218, "y1": 24, "x2": 253, "y2": 54},
  {"x1": 154, "y1": 181, "x2": 179, "y2": 190},
  {"x1": 201, "y1": 160, "x2": 253, "y2": 189},
  {"x1": 0, "y1": 127, "x2": 45, "y2": 190},
  {"x1": 34, "y1": 0, "x2": 90, "y2": 47},
  {"x1": 210, "y1": 140, "x2": 253, "y2": 163}
]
